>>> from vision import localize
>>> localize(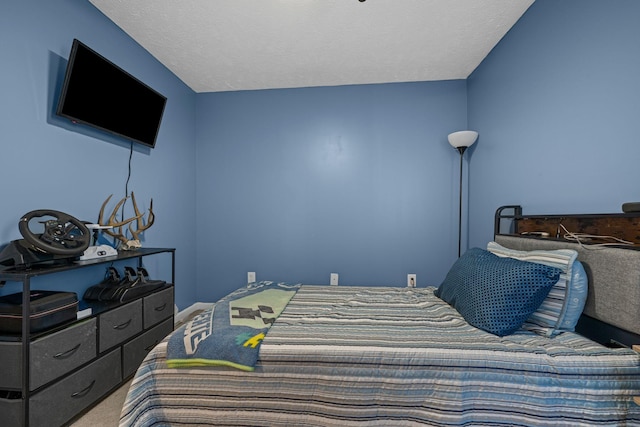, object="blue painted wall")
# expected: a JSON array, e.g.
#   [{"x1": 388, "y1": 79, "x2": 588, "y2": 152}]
[
  {"x1": 6, "y1": 0, "x2": 636, "y2": 308},
  {"x1": 467, "y1": 0, "x2": 640, "y2": 249},
  {"x1": 195, "y1": 82, "x2": 468, "y2": 301},
  {"x1": 0, "y1": 0, "x2": 198, "y2": 309}
]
